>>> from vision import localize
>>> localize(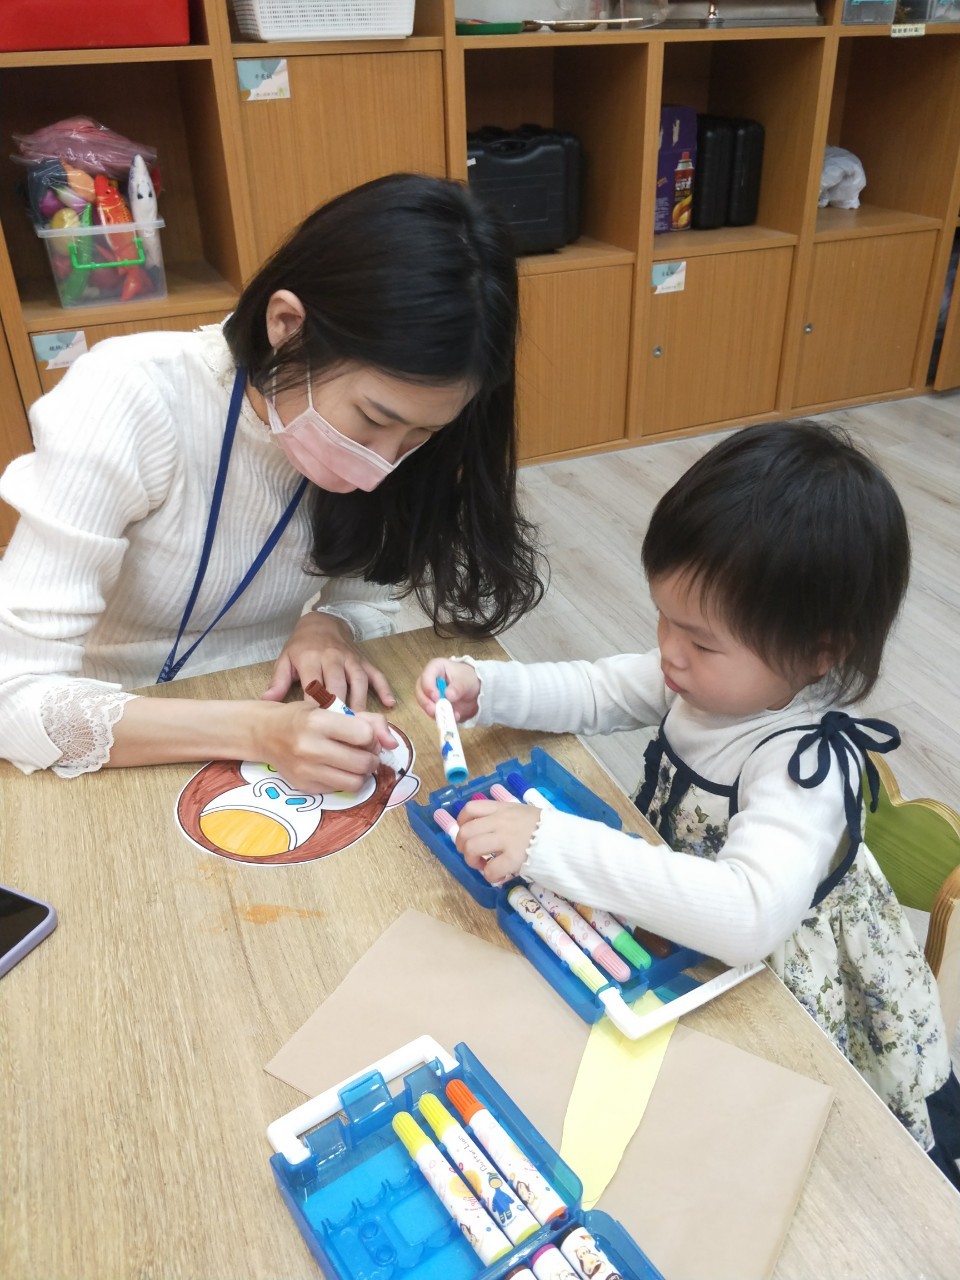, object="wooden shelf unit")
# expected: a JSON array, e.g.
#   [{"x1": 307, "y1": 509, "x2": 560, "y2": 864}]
[{"x1": 0, "y1": 0, "x2": 959, "y2": 541}]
